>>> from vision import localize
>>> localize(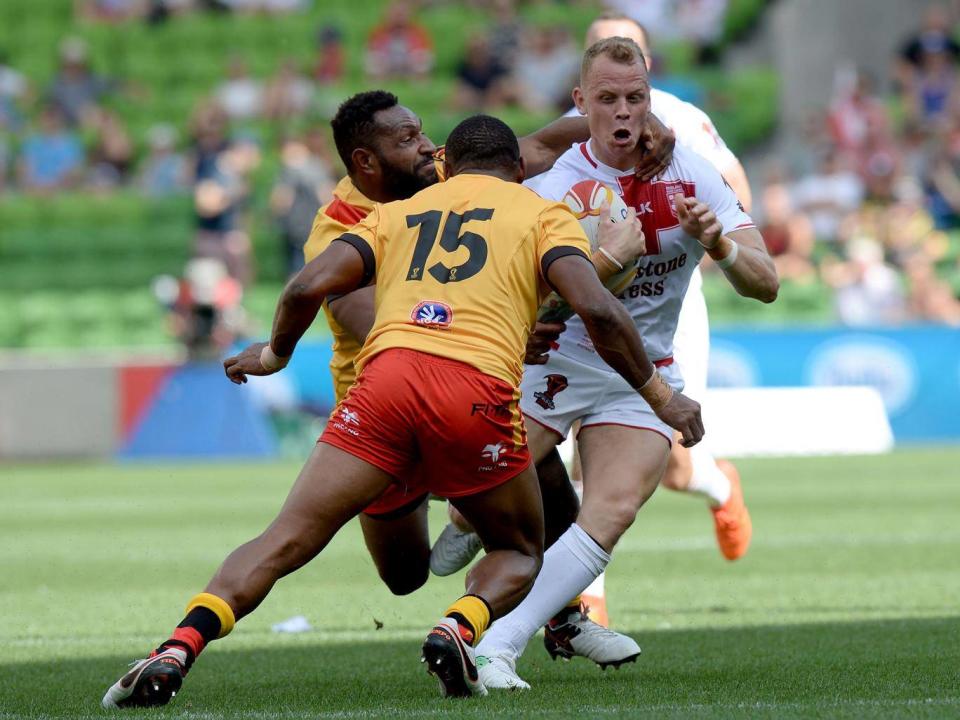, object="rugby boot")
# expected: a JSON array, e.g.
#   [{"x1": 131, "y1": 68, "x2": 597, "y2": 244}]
[
  {"x1": 711, "y1": 460, "x2": 752, "y2": 561},
  {"x1": 543, "y1": 603, "x2": 640, "y2": 669},
  {"x1": 476, "y1": 653, "x2": 531, "y2": 691},
  {"x1": 102, "y1": 646, "x2": 188, "y2": 709},
  {"x1": 429, "y1": 524, "x2": 483, "y2": 576},
  {"x1": 421, "y1": 617, "x2": 487, "y2": 698}
]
